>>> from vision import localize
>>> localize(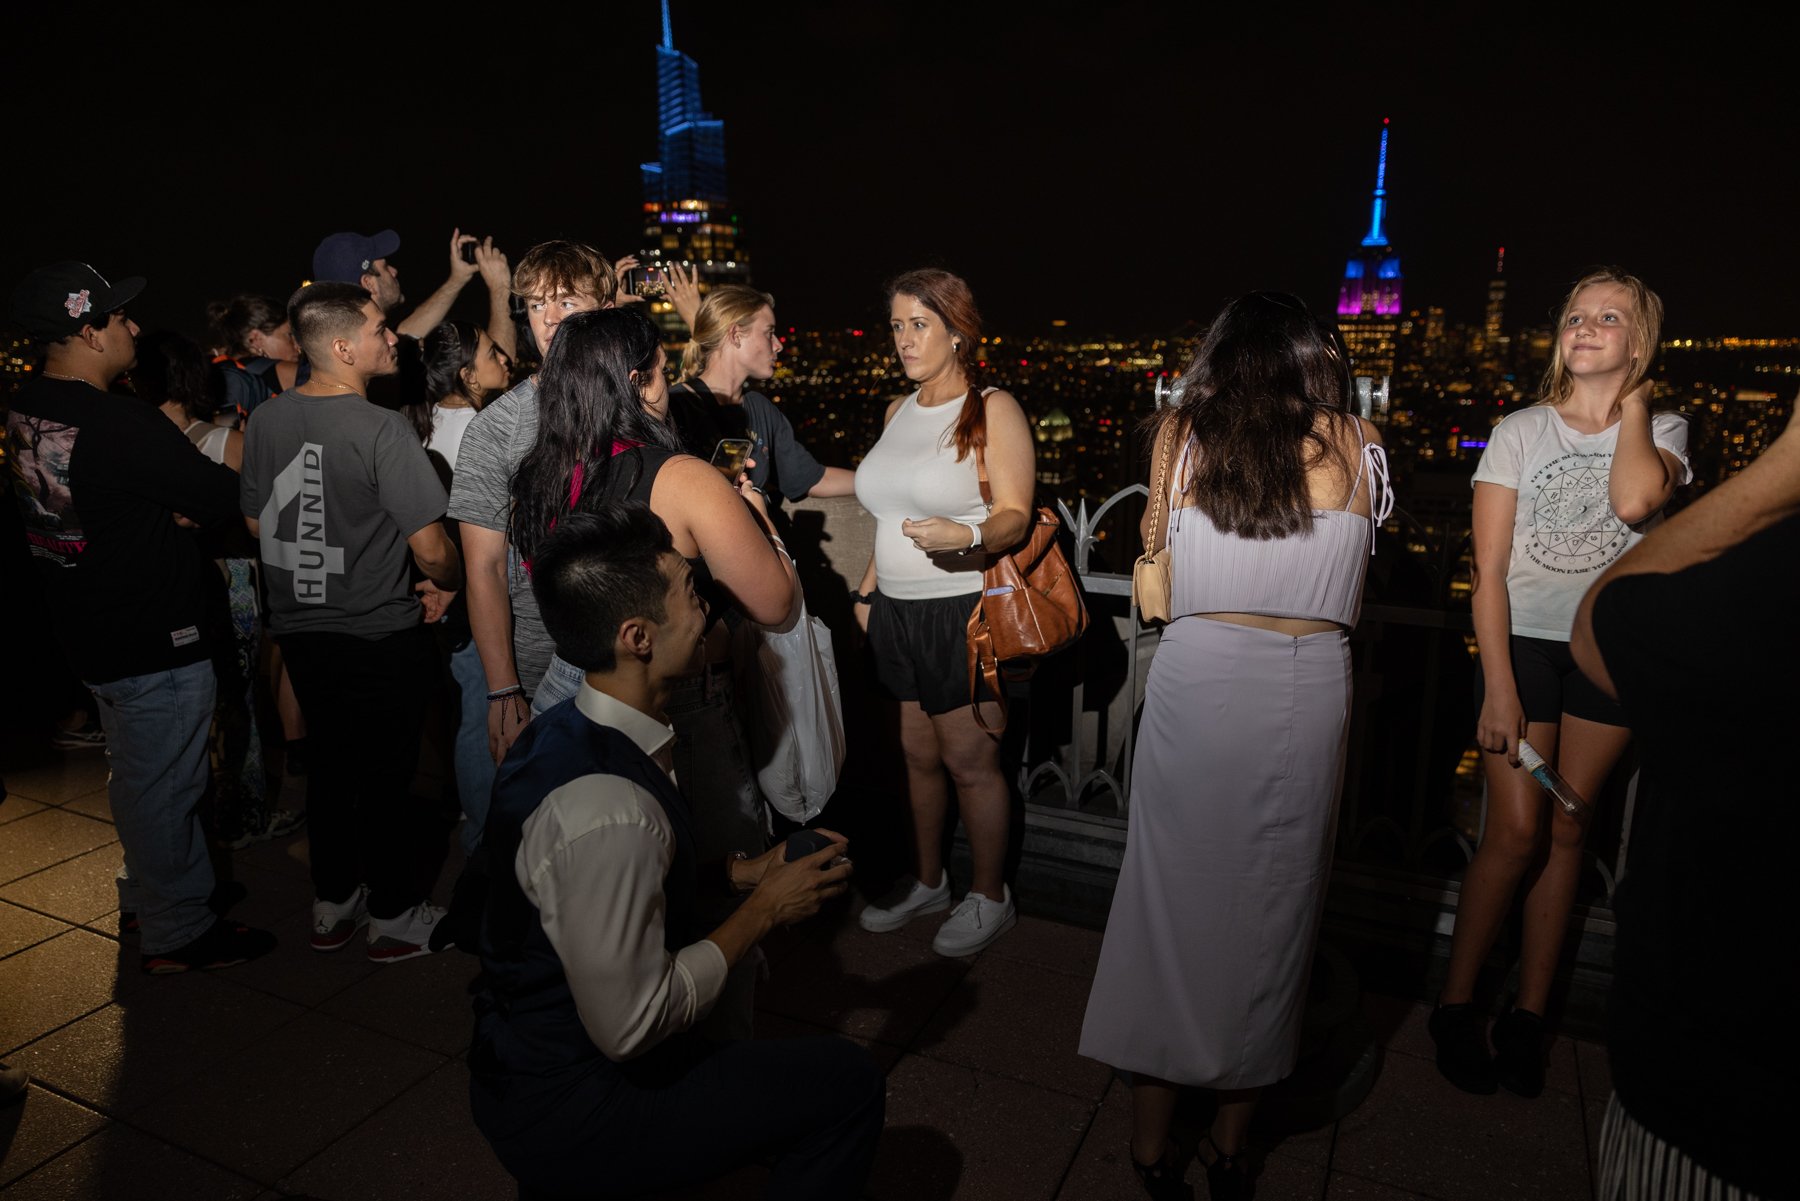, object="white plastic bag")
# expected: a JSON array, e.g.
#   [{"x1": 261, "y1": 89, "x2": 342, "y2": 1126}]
[{"x1": 732, "y1": 594, "x2": 845, "y2": 823}]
